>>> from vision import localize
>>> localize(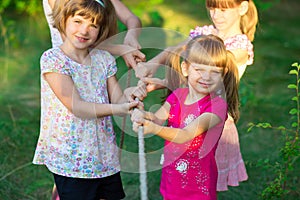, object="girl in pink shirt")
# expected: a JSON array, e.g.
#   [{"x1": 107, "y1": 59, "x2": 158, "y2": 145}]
[
  {"x1": 189, "y1": 0, "x2": 258, "y2": 191},
  {"x1": 135, "y1": 0, "x2": 258, "y2": 192},
  {"x1": 131, "y1": 35, "x2": 240, "y2": 200}
]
